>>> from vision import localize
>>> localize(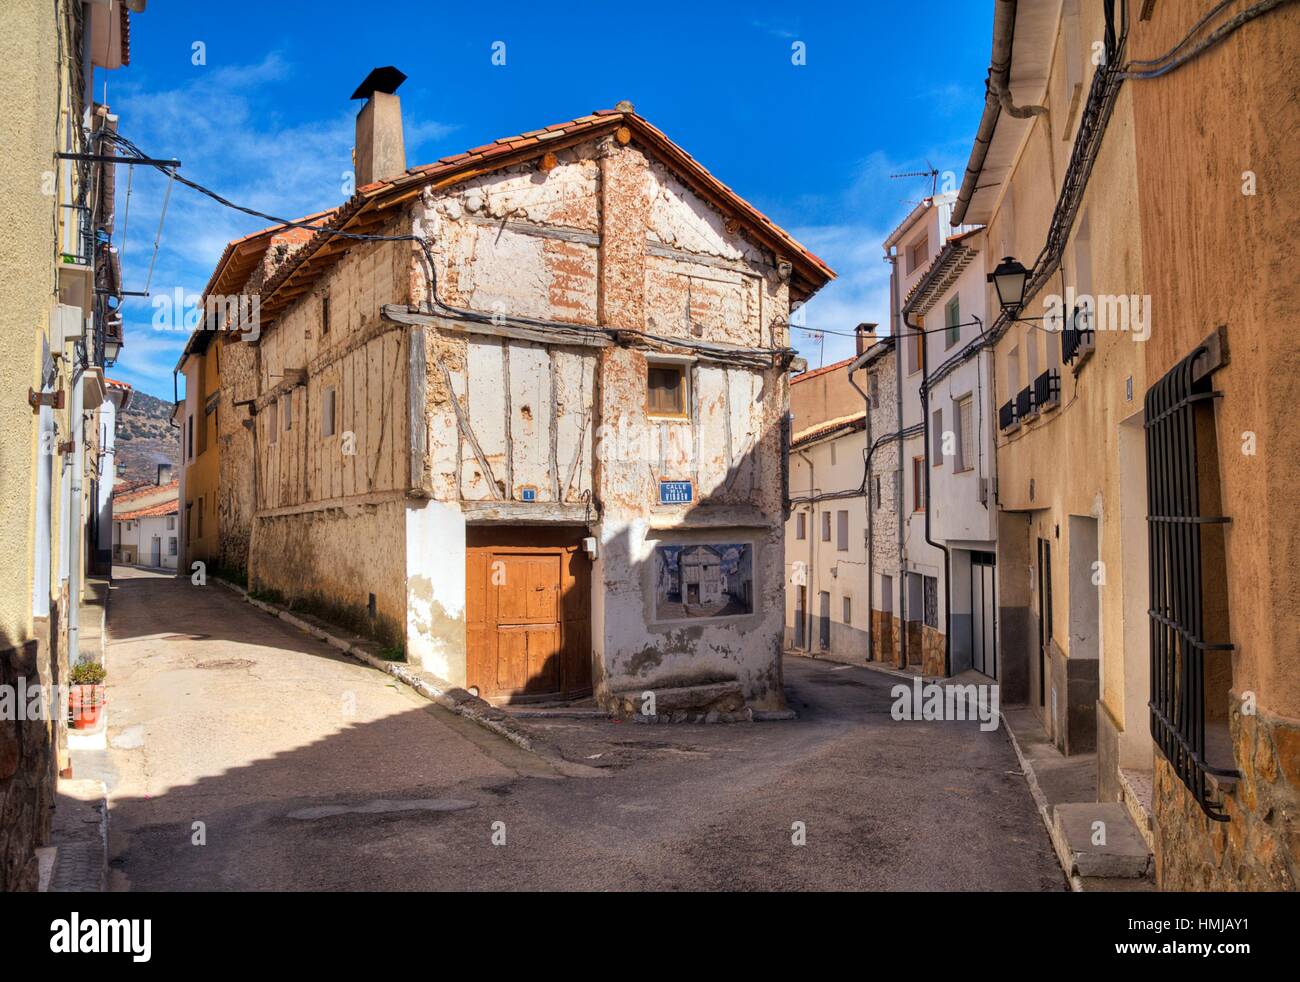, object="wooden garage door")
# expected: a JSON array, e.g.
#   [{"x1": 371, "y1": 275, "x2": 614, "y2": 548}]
[{"x1": 466, "y1": 528, "x2": 592, "y2": 703}]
